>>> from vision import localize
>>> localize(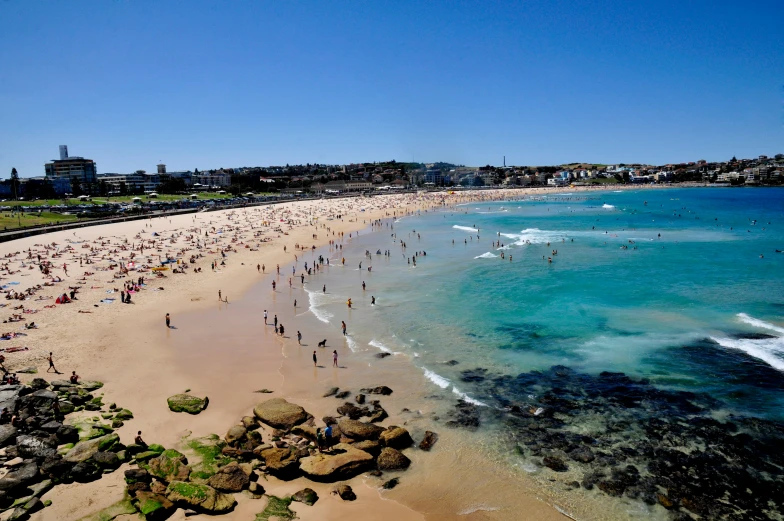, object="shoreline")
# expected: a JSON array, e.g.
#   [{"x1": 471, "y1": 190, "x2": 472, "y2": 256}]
[{"x1": 0, "y1": 186, "x2": 679, "y2": 520}]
